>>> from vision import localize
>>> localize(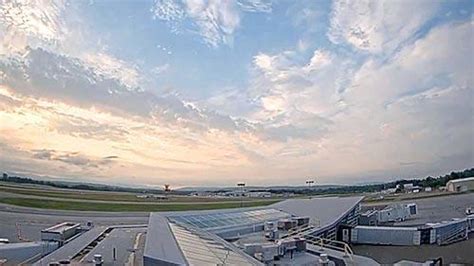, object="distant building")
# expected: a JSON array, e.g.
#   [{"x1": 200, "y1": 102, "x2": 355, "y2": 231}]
[
  {"x1": 403, "y1": 184, "x2": 422, "y2": 193},
  {"x1": 381, "y1": 188, "x2": 397, "y2": 194},
  {"x1": 446, "y1": 177, "x2": 474, "y2": 192},
  {"x1": 136, "y1": 194, "x2": 168, "y2": 200},
  {"x1": 248, "y1": 191, "x2": 272, "y2": 198}
]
